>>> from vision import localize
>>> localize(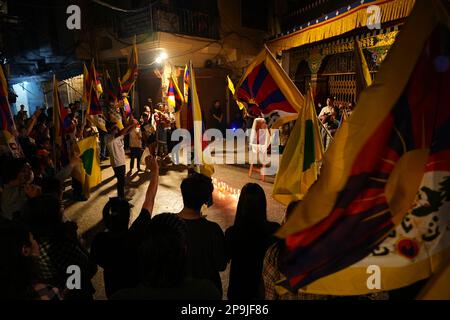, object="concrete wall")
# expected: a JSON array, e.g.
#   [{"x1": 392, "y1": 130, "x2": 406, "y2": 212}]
[
  {"x1": 12, "y1": 80, "x2": 45, "y2": 116},
  {"x1": 82, "y1": 0, "x2": 269, "y2": 122}
]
